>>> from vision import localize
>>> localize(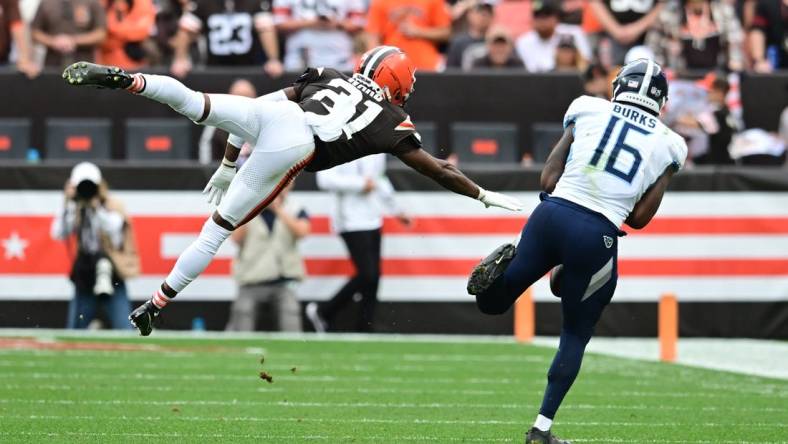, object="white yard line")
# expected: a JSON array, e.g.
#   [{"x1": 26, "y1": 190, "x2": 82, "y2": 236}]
[
  {"x1": 0, "y1": 431, "x2": 514, "y2": 442},
  {"x1": 0, "y1": 398, "x2": 784, "y2": 412},
  {"x1": 534, "y1": 337, "x2": 788, "y2": 380},
  {"x1": 0, "y1": 328, "x2": 520, "y2": 344},
  {"x1": 2, "y1": 414, "x2": 786, "y2": 430},
  {"x1": 0, "y1": 431, "x2": 783, "y2": 444},
  {"x1": 5, "y1": 382, "x2": 774, "y2": 399},
  {"x1": 2, "y1": 329, "x2": 787, "y2": 380}
]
